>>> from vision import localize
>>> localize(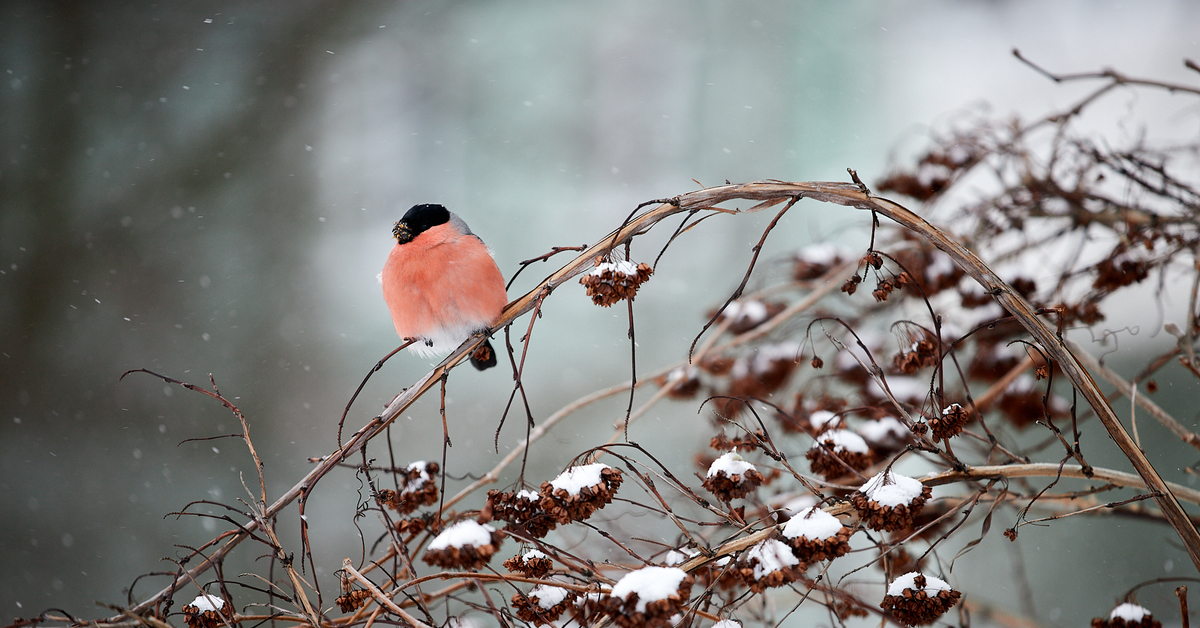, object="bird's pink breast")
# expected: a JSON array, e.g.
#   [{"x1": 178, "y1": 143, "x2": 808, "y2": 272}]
[{"x1": 381, "y1": 224, "x2": 507, "y2": 343}]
